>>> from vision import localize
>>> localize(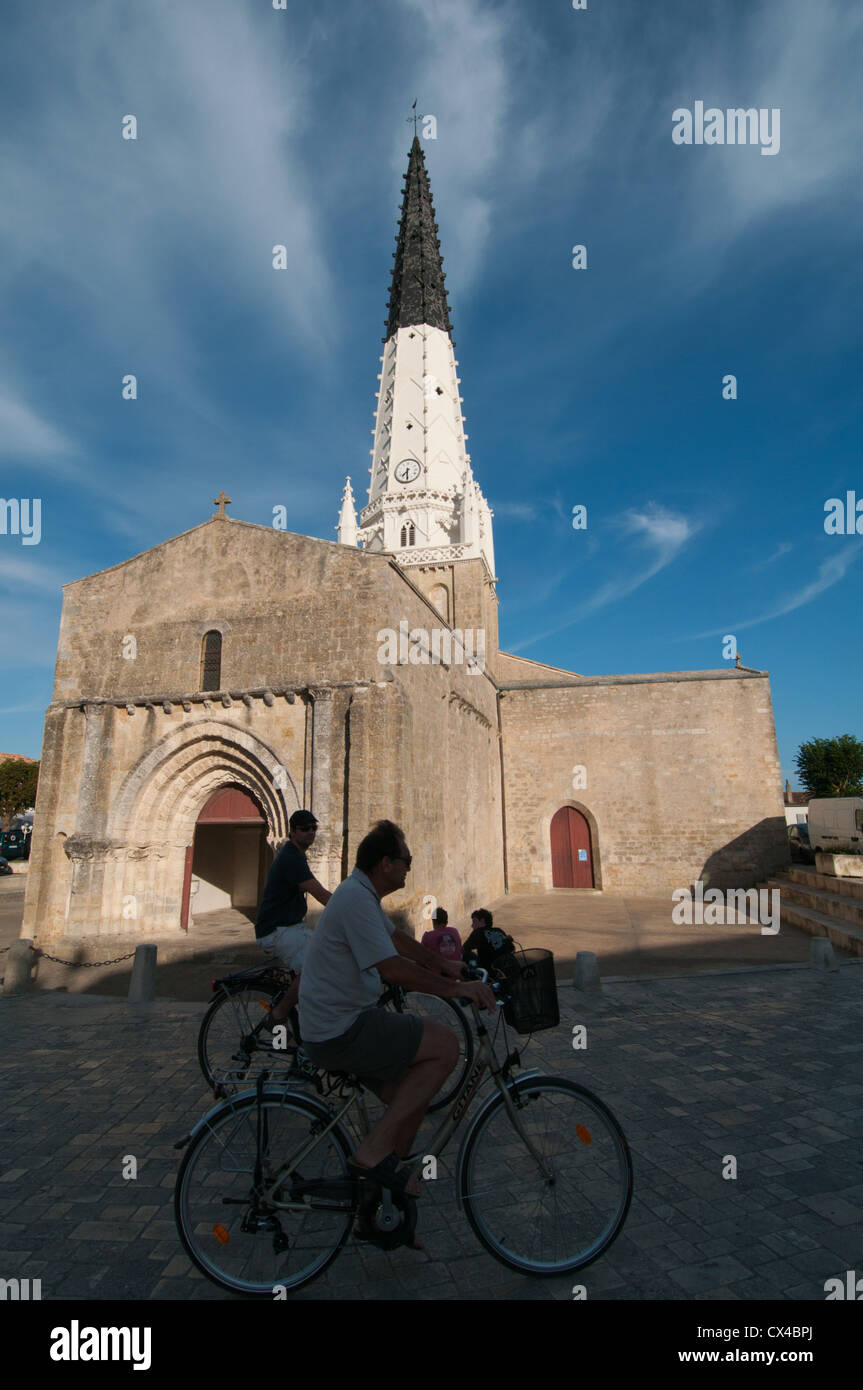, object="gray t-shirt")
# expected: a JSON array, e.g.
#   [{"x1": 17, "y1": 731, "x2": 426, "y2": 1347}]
[{"x1": 298, "y1": 867, "x2": 398, "y2": 1042}]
